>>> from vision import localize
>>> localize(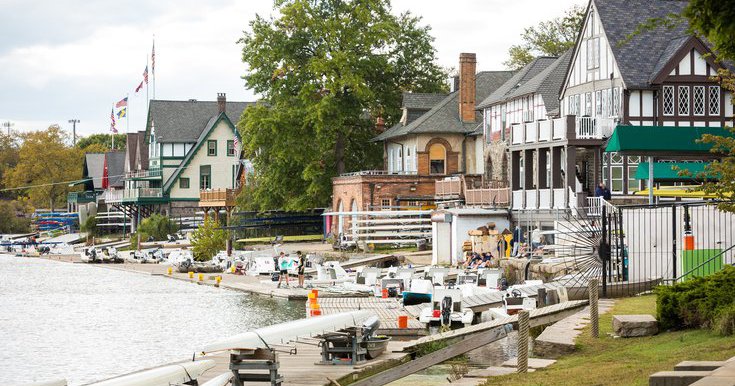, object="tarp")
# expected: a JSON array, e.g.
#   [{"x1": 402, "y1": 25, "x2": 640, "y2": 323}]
[
  {"x1": 605, "y1": 125, "x2": 734, "y2": 155},
  {"x1": 634, "y1": 161, "x2": 713, "y2": 180}
]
